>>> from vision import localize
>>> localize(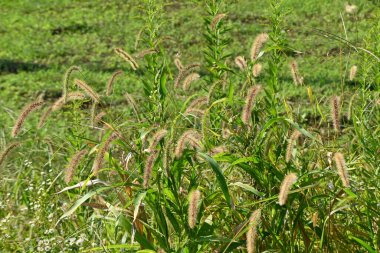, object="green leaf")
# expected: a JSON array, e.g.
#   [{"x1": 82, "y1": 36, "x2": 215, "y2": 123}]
[
  {"x1": 82, "y1": 244, "x2": 139, "y2": 252},
  {"x1": 348, "y1": 235, "x2": 376, "y2": 253},
  {"x1": 198, "y1": 152, "x2": 234, "y2": 208},
  {"x1": 56, "y1": 186, "x2": 111, "y2": 225},
  {"x1": 133, "y1": 191, "x2": 147, "y2": 222},
  {"x1": 231, "y1": 182, "x2": 265, "y2": 197},
  {"x1": 159, "y1": 68, "x2": 167, "y2": 99},
  {"x1": 230, "y1": 156, "x2": 259, "y2": 166}
]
